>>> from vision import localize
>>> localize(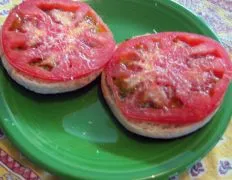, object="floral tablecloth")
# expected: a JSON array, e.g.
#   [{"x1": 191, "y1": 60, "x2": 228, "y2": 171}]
[{"x1": 0, "y1": 0, "x2": 231, "y2": 179}]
